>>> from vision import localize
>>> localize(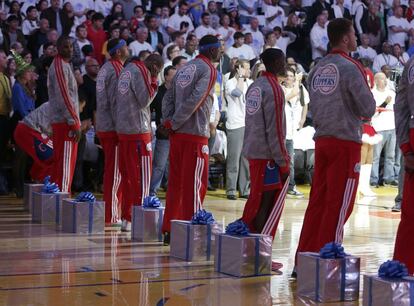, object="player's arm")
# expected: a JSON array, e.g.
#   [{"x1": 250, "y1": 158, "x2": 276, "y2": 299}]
[
  {"x1": 131, "y1": 67, "x2": 157, "y2": 109},
  {"x1": 346, "y1": 68, "x2": 376, "y2": 119}
]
